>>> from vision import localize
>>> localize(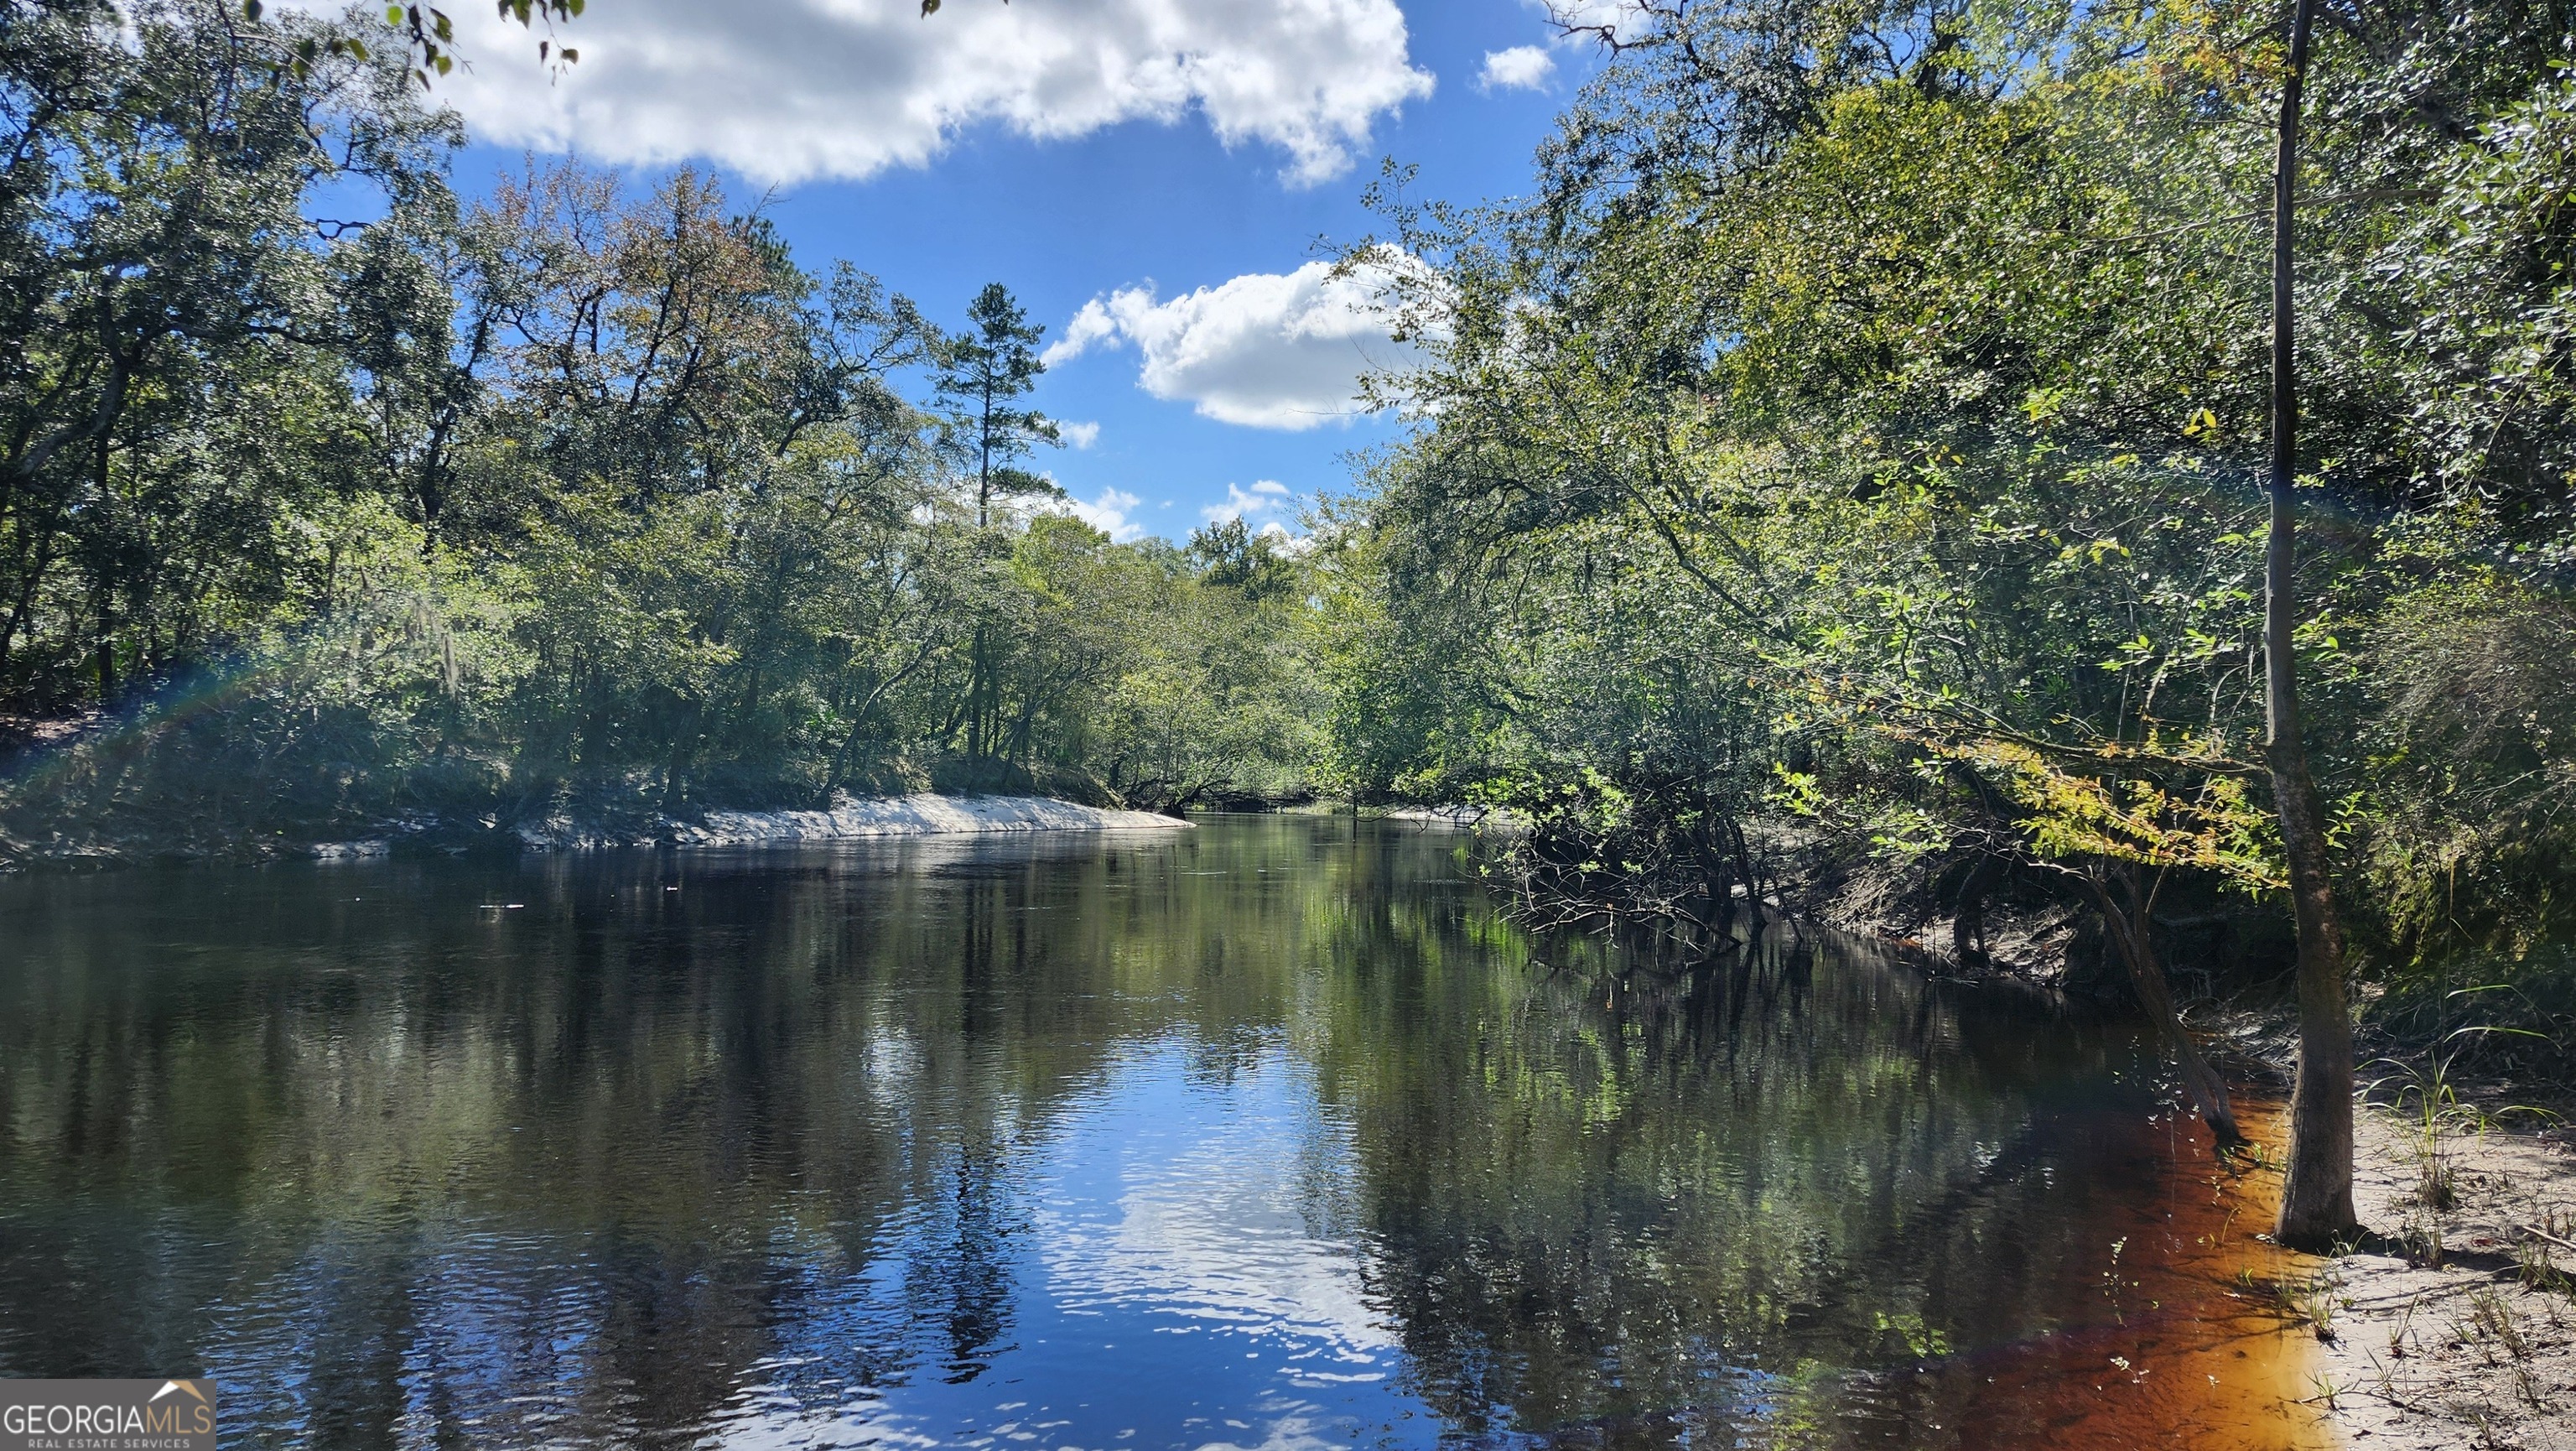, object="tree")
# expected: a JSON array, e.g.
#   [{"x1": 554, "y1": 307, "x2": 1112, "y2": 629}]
[
  {"x1": 2266, "y1": 0, "x2": 2358, "y2": 1250},
  {"x1": 932, "y1": 283, "x2": 1061, "y2": 528},
  {"x1": 1332, "y1": 0, "x2": 2500, "y2": 1157},
  {"x1": 932, "y1": 283, "x2": 1059, "y2": 770},
  {"x1": 0, "y1": 0, "x2": 457, "y2": 710},
  {"x1": 1186, "y1": 518, "x2": 1296, "y2": 600}
]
